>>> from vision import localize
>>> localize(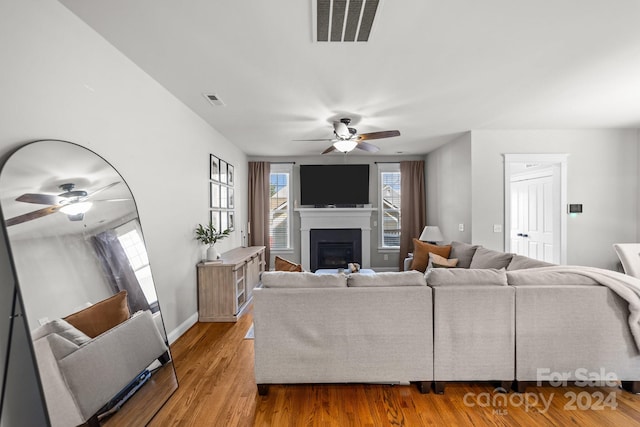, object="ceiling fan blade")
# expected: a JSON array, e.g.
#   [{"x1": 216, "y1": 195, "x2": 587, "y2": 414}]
[
  {"x1": 292, "y1": 138, "x2": 334, "y2": 142},
  {"x1": 16, "y1": 193, "x2": 62, "y2": 205},
  {"x1": 5, "y1": 205, "x2": 61, "y2": 227},
  {"x1": 321, "y1": 145, "x2": 337, "y2": 154},
  {"x1": 88, "y1": 181, "x2": 120, "y2": 198},
  {"x1": 356, "y1": 141, "x2": 380, "y2": 153},
  {"x1": 356, "y1": 130, "x2": 401, "y2": 141}
]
